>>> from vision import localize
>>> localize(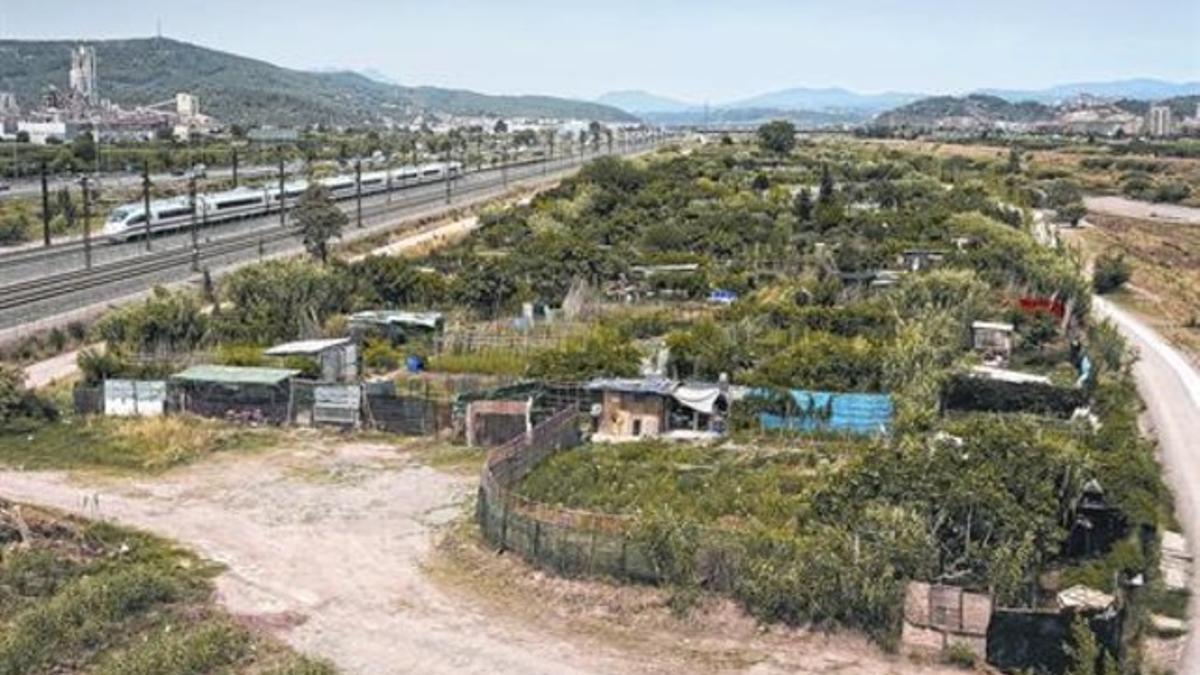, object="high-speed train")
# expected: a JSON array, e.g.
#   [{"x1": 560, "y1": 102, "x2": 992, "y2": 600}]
[{"x1": 102, "y1": 161, "x2": 463, "y2": 242}]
